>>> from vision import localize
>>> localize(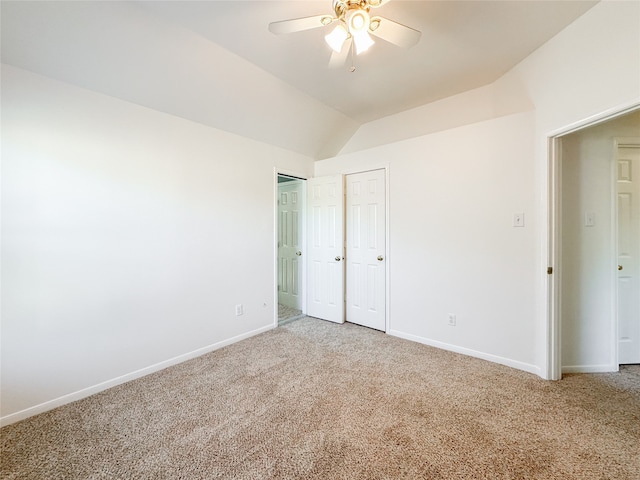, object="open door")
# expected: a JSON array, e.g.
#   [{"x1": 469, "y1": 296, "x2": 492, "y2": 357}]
[
  {"x1": 278, "y1": 178, "x2": 304, "y2": 312},
  {"x1": 306, "y1": 175, "x2": 345, "y2": 323},
  {"x1": 617, "y1": 143, "x2": 640, "y2": 364}
]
